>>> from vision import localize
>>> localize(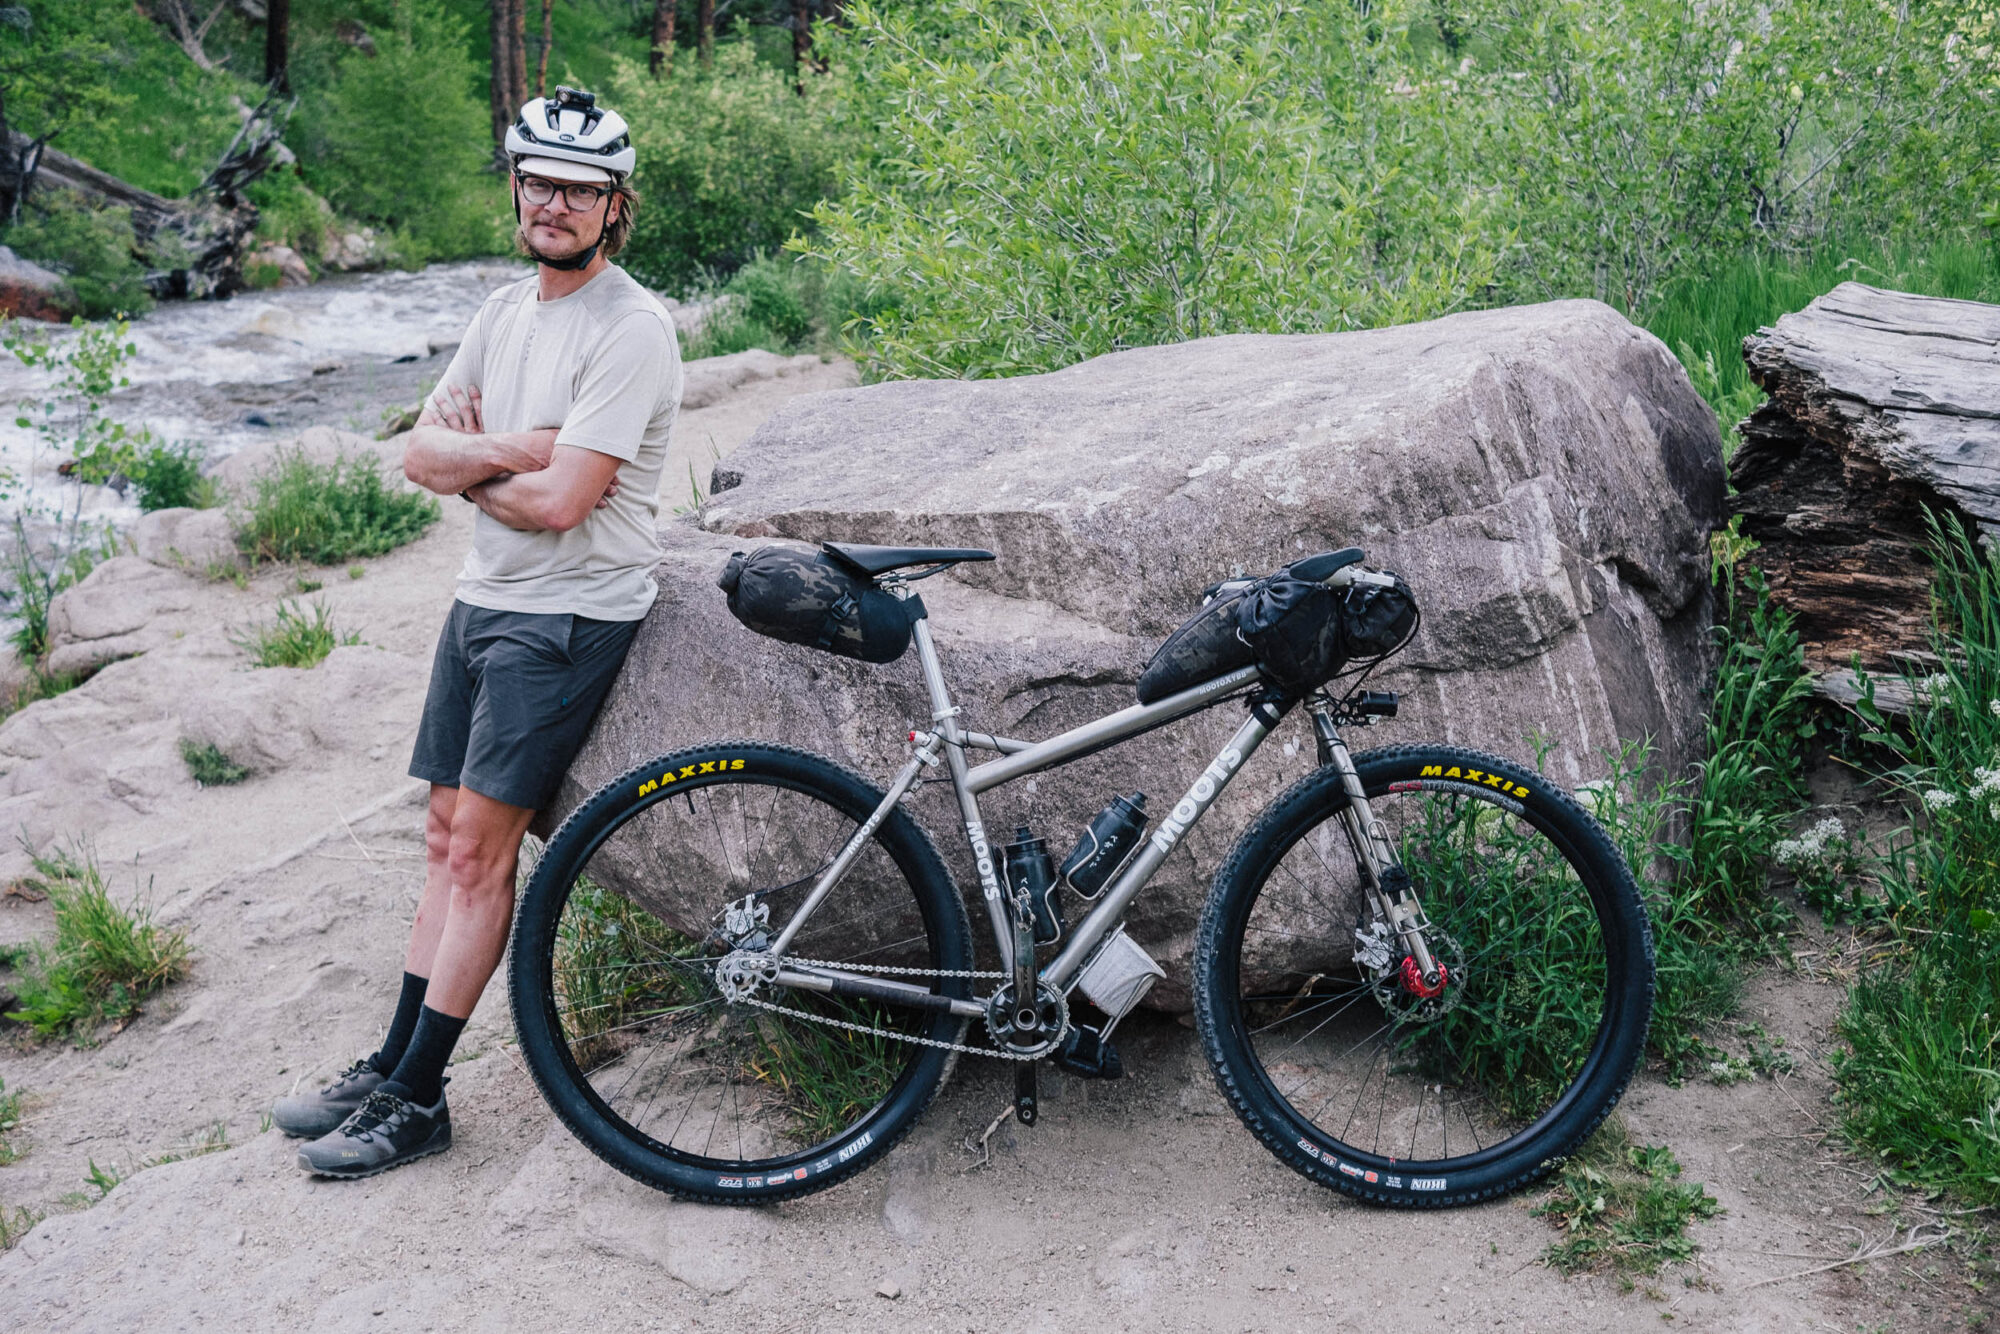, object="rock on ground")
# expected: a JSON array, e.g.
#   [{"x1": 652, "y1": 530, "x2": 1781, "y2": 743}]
[
  {"x1": 43, "y1": 557, "x2": 207, "y2": 678},
  {"x1": 0, "y1": 244, "x2": 70, "y2": 322},
  {"x1": 560, "y1": 300, "x2": 1724, "y2": 1001},
  {"x1": 133, "y1": 507, "x2": 239, "y2": 572}
]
